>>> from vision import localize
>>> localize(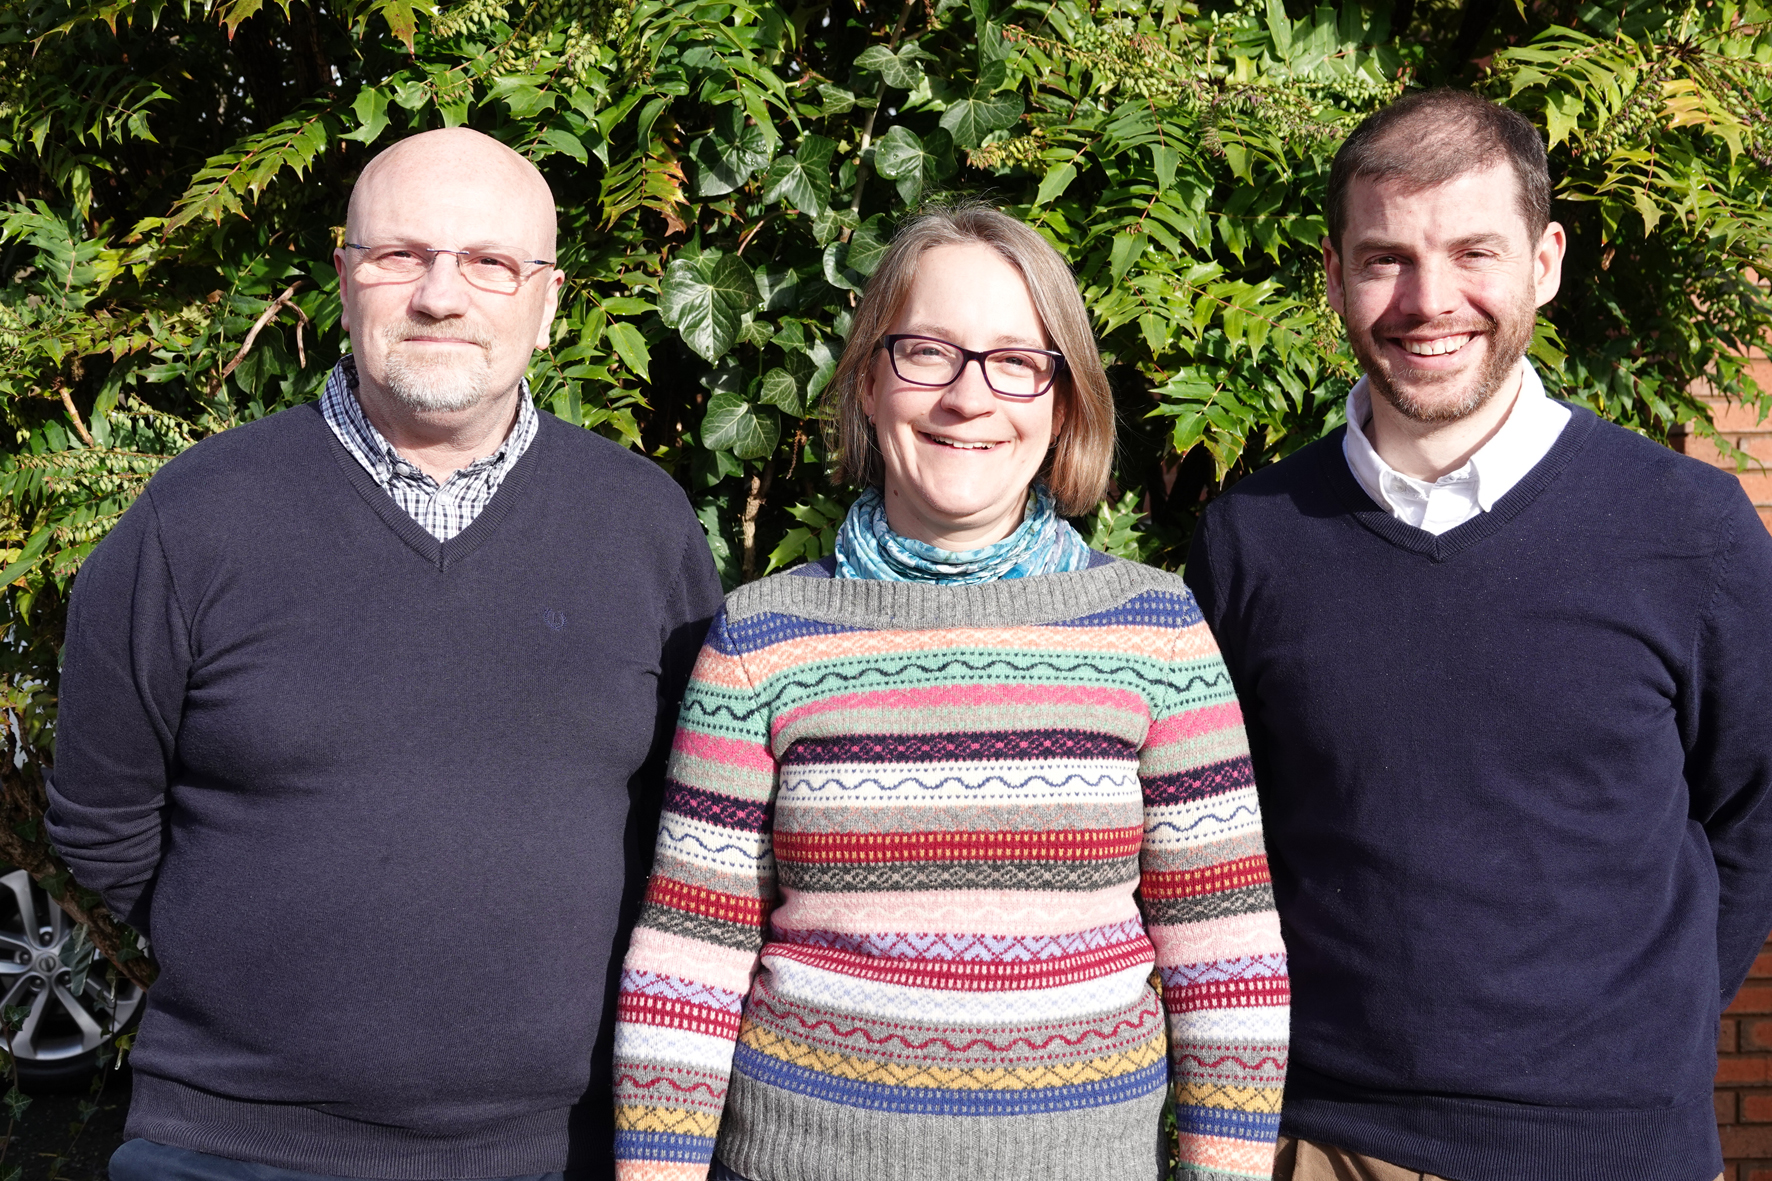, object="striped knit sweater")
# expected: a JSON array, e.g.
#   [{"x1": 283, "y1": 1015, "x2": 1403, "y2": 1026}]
[{"x1": 613, "y1": 556, "x2": 1288, "y2": 1181}]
